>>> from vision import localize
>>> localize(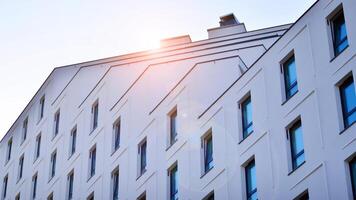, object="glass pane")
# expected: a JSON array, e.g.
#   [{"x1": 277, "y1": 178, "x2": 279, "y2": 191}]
[
  {"x1": 246, "y1": 161, "x2": 257, "y2": 200},
  {"x1": 284, "y1": 56, "x2": 298, "y2": 98},
  {"x1": 291, "y1": 125, "x2": 304, "y2": 154},
  {"x1": 242, "y1": 97, "x2": 253, "y2": 137},
  {"x1": 350, "y1": 159, "x2": 356, "y2": 198},
  {"x1": 341, "y1": 78, "x2": 356, "y2": 127},
  {"x1": 295, "y1": 152, "x2": 305, "y2": 167},
  {"x1": 333, "y1": 12, "x2": 348, "y2": 55}
]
